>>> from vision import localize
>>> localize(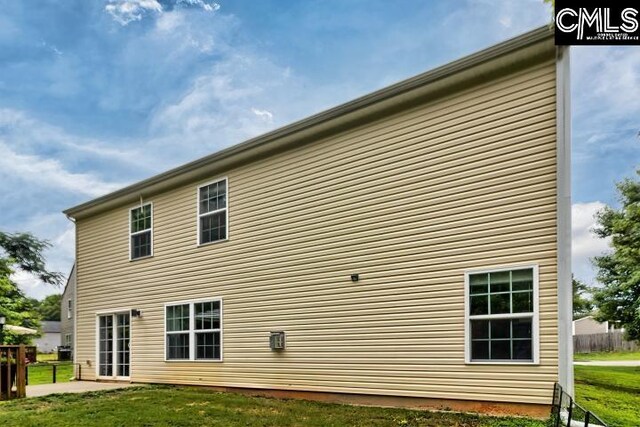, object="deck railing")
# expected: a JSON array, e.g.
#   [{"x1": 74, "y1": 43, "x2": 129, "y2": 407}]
[
  {"x1": 551, "y1": 383, "x2": 608, "y2": 427},
  {"x1": 0, "y1": 345, "x2": 36, "y2": 400}
]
